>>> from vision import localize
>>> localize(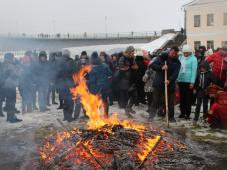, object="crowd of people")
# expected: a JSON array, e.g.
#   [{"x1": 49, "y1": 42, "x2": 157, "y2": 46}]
[{"x1": 0, "y1": 44, "x2": 227, "y2": 129}]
